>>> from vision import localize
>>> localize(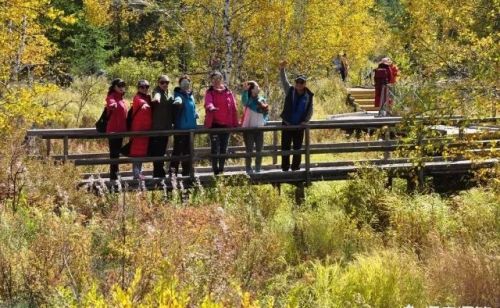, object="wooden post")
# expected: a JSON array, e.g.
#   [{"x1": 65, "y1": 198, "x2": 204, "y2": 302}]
[
  {"x1": 189, "y1": 131, "x2": 195, "y2": 179},
  {"x1": 295, "y1": 182, "x2": 305, "y2": 205},
  {"x1": 417, "y1": 131, "x2": 425, "y2": 191},
  {"x1": 272, "y1": 130, "x2": 278, "y2": 165},
  {"x1": 46, "y1": 138, "x2": 51, "y2": 157},
  {"x1": 305, "y1": 126, "x2": 311, "y2": 186},
  {"x1": 383, "y1": 126, "x2": 391, "y2": 160},
  {"x1": 63, "y1": 136, "x2": 69, "y2": 163}
]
